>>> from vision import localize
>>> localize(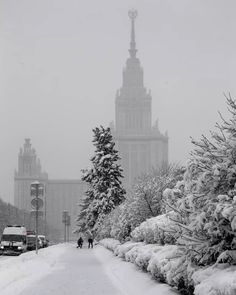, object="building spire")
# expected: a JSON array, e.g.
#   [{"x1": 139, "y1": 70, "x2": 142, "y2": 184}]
[{"x1": 128, "y1": 9, "x2": 138, "y2": 58}]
